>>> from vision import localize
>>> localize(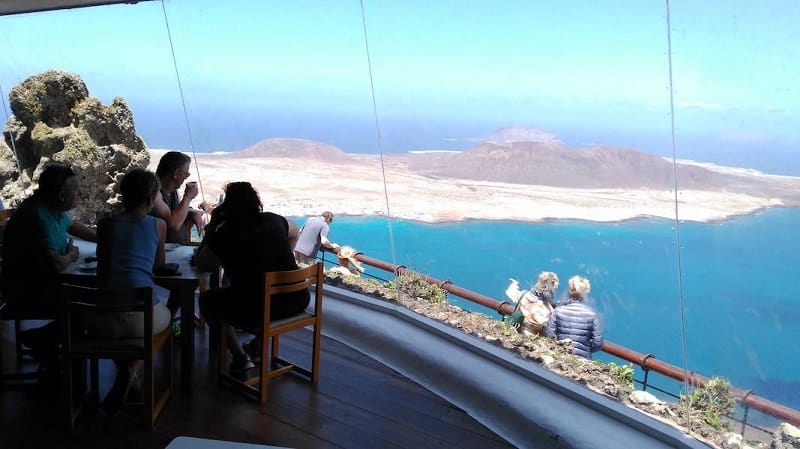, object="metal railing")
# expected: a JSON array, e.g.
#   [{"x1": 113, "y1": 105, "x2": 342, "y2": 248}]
[{"x1": 319, "y1": 249, "x2": 800, "y2": 430}]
